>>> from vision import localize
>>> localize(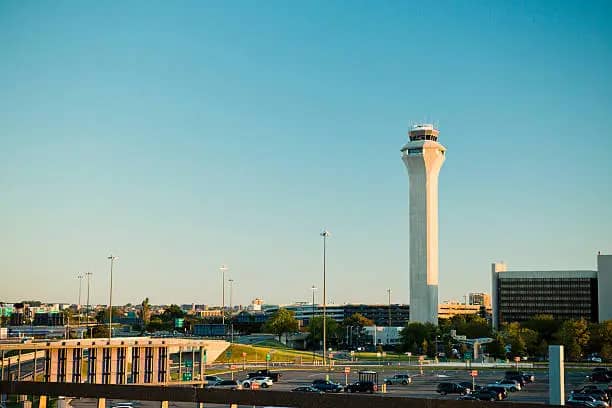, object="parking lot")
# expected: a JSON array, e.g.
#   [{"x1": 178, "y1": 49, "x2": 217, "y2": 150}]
[{"x1": 68, "y1": 366, "x2": 605, "y2": 408}]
